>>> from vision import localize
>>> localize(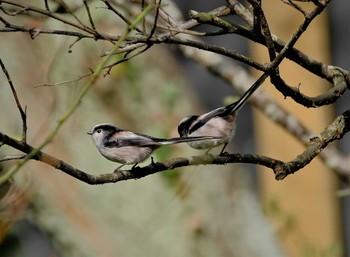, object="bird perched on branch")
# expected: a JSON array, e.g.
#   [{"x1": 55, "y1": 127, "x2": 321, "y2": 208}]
[
  {"x1": 177, "y1": 73, "x2": 267, "y2": 154},
  {"x1": 88, "y1": 123, "x2": 220, "y2": 170}
]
